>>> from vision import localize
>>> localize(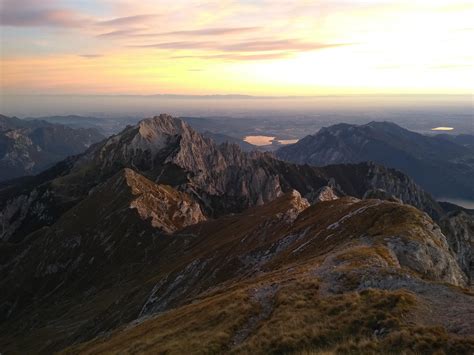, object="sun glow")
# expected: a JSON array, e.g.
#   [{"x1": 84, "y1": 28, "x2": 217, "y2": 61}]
[{"x1": 1, "y1": 0, "x2": 473, "y2": 95}]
